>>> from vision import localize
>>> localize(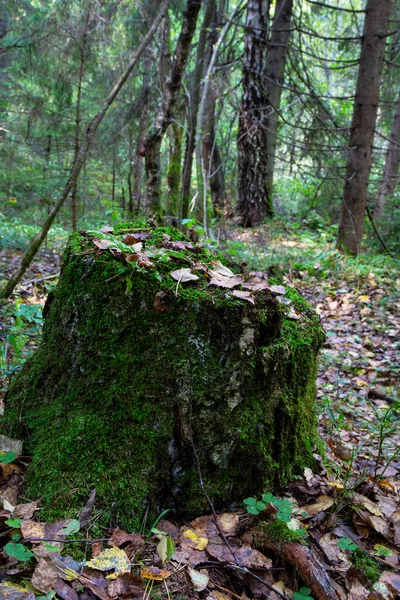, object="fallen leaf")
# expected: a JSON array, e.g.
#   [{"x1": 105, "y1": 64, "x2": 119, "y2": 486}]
[
  {"x1": 304, "y1": 495, "x2": 334, "y2": 516},
  {"x1": 108, "y1": 528, "x2": 144, "y2": 552},
  {"x1": 13, "y1": 501, "x2": 39, "y2": 520},
  {"x1": 206, "y1": 543, "x2": 272, "y2": 569},
  {"x1": 140, "y1": 566, "x2": 172, "y2": 580},
  {"x1": 0, "y1": 435, "x2": 22, "y2": 455},
  {"x1": 86, "y1": 547, "x2": 131, "y2": 579},
  {"x1": 217, "y1": 513, "x2": 239, "y2": 537},
  {"x1": 379, "y1": 571, "x2": 400, "y2": 595},
  {"x1": 209, "y1": 276, "x2": 242, "y2": 288},
  {"x1": 157, "y1": 535, "x2": 175, "y2": 564},
  {"x1": 31, "y1": 557, "x2": 58, "y2": 594},
  {"x1": 209, "y1": 260, "x2": 236, "y2": 278},
  {"x1": 53, "y1": 578, "x2": 79, "y2": 600},
  {"x1": 170, "y1": 268, "x2": 199, "y2": 283},
  {"x1": 79, "y1": 568, "x2": 111, "y2": 600},
  {"x1": 106, "y1": 573, "x2": 144, "y2": 600},
  {"x1": 391, "y1": 511, "x2": 400, "y2": 547},
  {"x1": 92, "y1": 238, "x2": 115, "y2": 250},
  {"x1": 232, "y1": 290, "x2": 255, "y2": 304},
  {"x1": 0, "y1": 582, "x2": 35, "y2": 600},
  {"x1": 351, "y1": 493, "x2": 382, "y2": 517},
  {"x1": 154, "y1": 291, "x2": 168, "y2": 312},
  {"x1": 79, "y1": 489, "x2": 96, "y2": 528},
  {"x1": 181, "y1": 527, "x2": 208, "y2": 550},
  {"x1": 187, "y1": 567, "x2": 209, "y2": 591}
]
